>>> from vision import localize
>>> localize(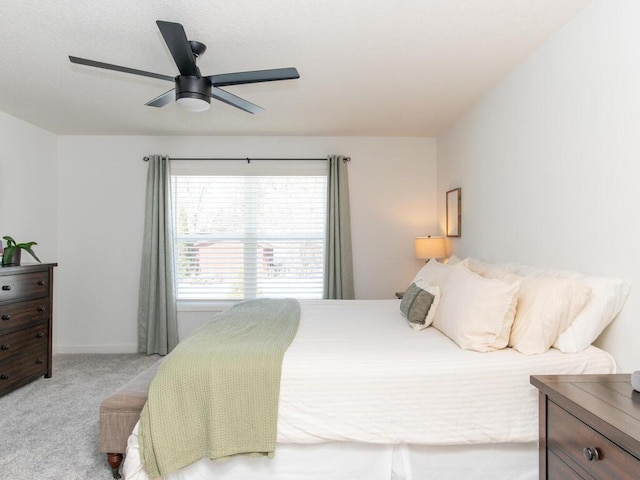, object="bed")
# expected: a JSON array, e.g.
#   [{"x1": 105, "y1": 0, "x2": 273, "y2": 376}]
[{"x1": 121, "y1": 258, "x2": 628, "y2": 480}]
